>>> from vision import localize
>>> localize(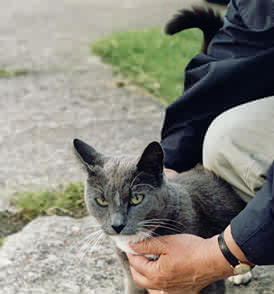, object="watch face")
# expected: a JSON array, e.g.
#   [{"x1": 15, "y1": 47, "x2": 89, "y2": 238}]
[{"x1": 233, "y1": 263, "x2": 251, "y2": 275}]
